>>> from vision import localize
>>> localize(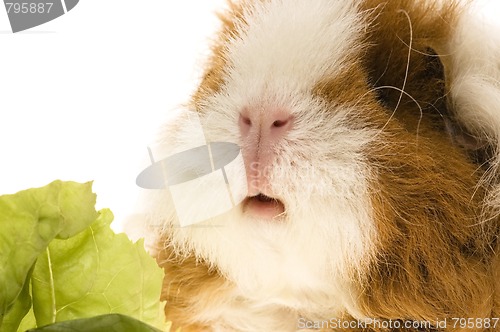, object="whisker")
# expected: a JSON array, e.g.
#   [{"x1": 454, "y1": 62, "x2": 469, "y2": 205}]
[
  {"x1": 368, "y1": 85, "x2": 423, "y2": 139},
  {"x1": 351, "y1": 9, "x2": 422, "y2": 142},
  {"x1": 373, "y1": 49, "x2": 393, "y2": 87},
  {"x1": 394, "y1": 9, "x2": 413, "y2": 118}
]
